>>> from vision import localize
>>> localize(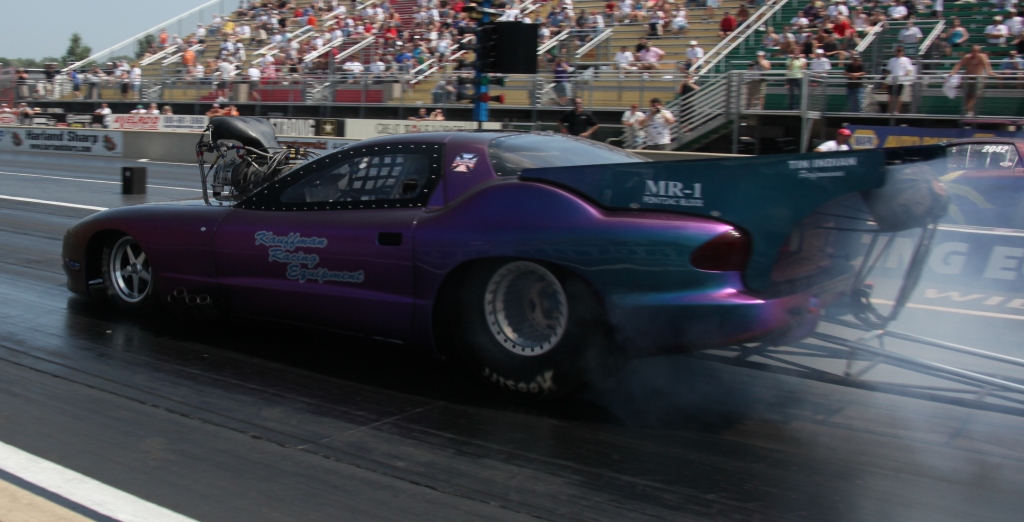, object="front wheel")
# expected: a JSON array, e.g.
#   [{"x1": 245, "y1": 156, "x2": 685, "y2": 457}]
[
  {"x1": 456, "y1": 260, "x2": 617, "y2": 398},
  {"x1": 101, "y1": 235, "x2": 156, "y2": 312}
]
